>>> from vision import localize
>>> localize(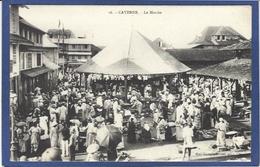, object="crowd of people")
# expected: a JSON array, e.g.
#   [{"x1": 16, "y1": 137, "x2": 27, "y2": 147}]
[{"x1": 13, "y1": 70, "x2": 251, "y2": 161}]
